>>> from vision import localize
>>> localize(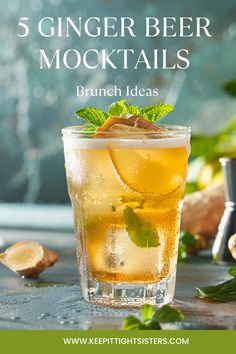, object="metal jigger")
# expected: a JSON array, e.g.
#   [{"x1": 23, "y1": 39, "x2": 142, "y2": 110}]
[{"x1": 212, "y1": 158, "x2": 236, "y2": 264}]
